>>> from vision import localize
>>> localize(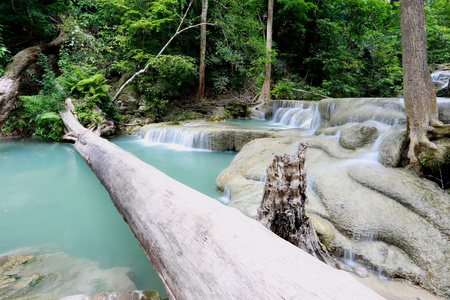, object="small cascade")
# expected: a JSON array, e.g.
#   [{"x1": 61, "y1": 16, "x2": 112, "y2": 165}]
[
  {"x1": 251, "y1": 103, "x2": 266, "y2": 120},
  {"x1": 141, "y1": 128, "x2": 211, "y2": 150},
  {"x1": 271, "y1": 101, "x2": 319, "y2": 134},
  {"x1": 355, "y1": 129, "x2": 395, "y2": 162},
  {"x1": 219, "y1": 186, "x2": 231, "y2": 204},
  {"x1": 337, "y1": 231, "x2": 389, "y2": 280},
  {"x1": 432, "y1": 70, "x2": 450, "y2": 90}
]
